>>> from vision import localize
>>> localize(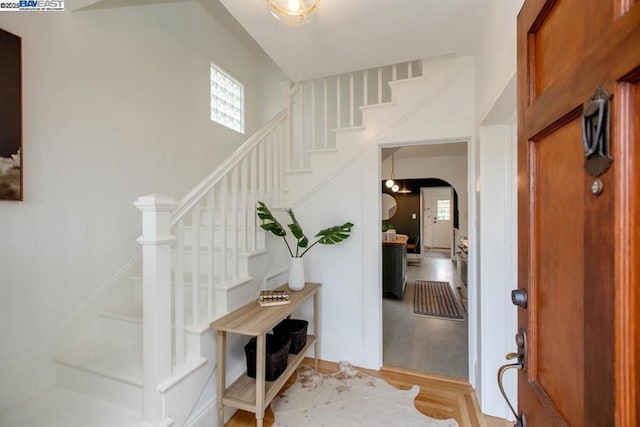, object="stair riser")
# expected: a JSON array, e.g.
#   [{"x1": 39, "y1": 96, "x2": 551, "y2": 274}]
[
  {"x1": 56, "y1": 364, "x2": 142, "y2": 411},
  {"x1": 98, "y1": 315, "x2": 142, "y2": 343},
  {"x1": 173, "y1": 251, "x2": 249, "y2": 277},
  {"x1": 182, "y1": 226, "x2": 260, "y2": 249}
]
